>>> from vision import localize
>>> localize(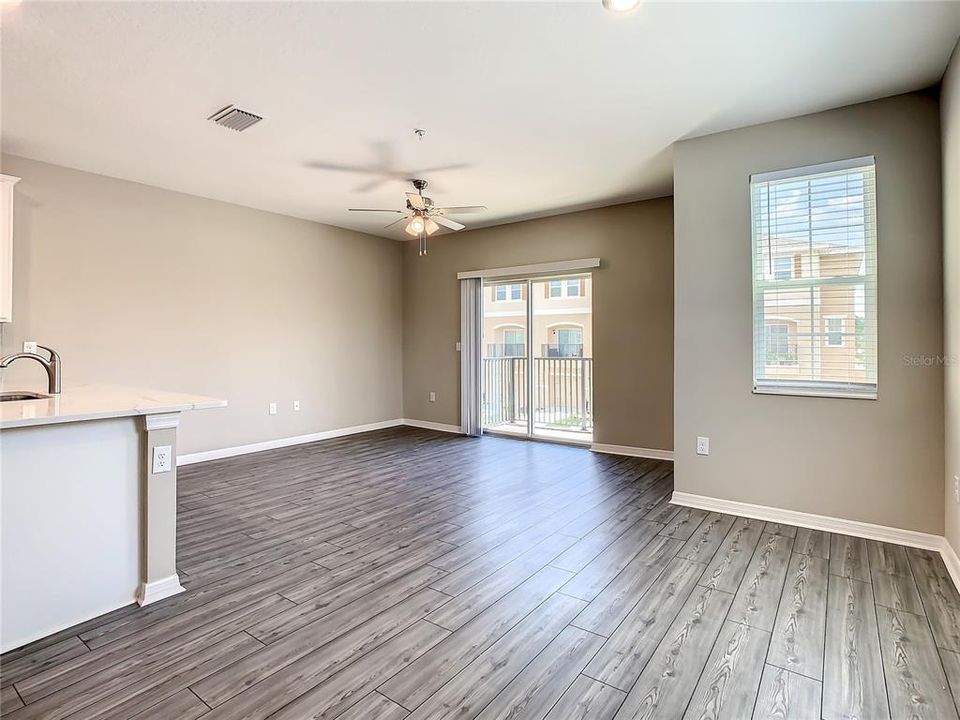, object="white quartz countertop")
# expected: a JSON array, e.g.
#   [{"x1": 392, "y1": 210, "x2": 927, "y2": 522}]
[{"x1": 0, "y1": 384, "x2": 227, "y2": 429}]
